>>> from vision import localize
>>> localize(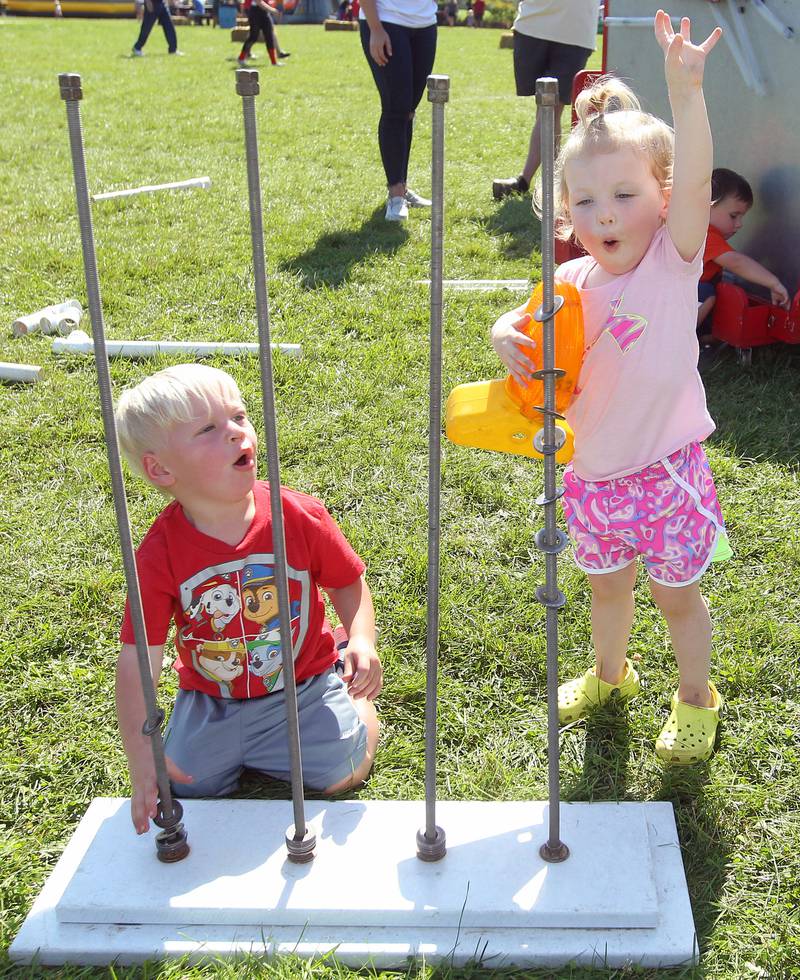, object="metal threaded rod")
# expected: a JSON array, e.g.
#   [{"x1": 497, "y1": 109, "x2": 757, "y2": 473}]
[
  {"x1": 534, "y1": 77, "x2": 569, "y2": 864},
  {"x1": 236, "y1": 69, "x2": 315, "y2": 865},
  {"x1": 416, "y1": 74, "x2": 450, "y2": 864},
  {"x1": 58, "y1": 73, "x2": 189, "y2": 864}
]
